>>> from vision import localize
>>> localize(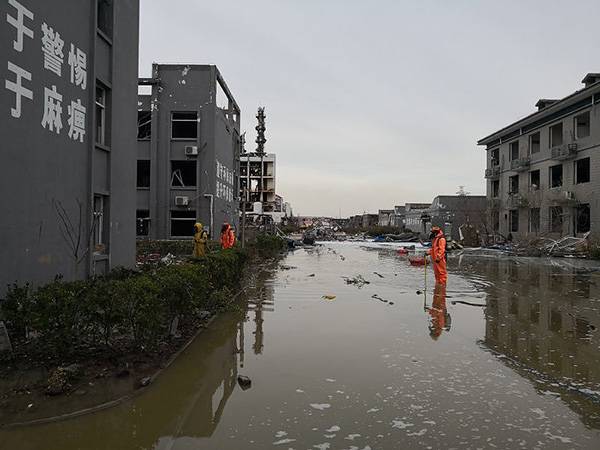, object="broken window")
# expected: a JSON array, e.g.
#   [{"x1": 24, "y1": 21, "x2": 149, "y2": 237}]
[
  {"x1": 137, "y1": 111, "x2": 151, "y2": 140},
  {"x1": 491, "y1": 148, "x2": 499, "y2": 166},
  {"x1": 136, "y1": 210, "x2": 150, "y2": 236},
  {"x1": 549, "y1": 164, "x2": 563, "y2": 188},
  {"x1": 509, "y1": 209, "x2": 519, "y2": 232},
  {"x1": 509, "y1": 175, "x2": 519, "y2": 194},
  {"x1": 240, "y1": 164, "x2": 248, "y2": 177},
  {"x1": 529, "y1": 170, "x2": 540, "y2": 190},
  {"x1": 171, "y1": 112, "x2": 198, "y2": 139},
  {"x1": 93, "y1": 195, "x2": 108, "y2": 254},
  {"x1": 529, "y1": 208, "x2": 540, "y2": 233},
  {"x1": 171, "y1": 160, "x2": 197, "y2": 187},
  {"x1": 529, "y1": 132, "x2": 540, "y2": 154},
  {"x1": 96, "y1": 85, "x2": 107, "y2": 146},
  {"x1": 549, "y1": 122, "x2": 563, "y2": 148},
  {"x1": 575, "y1": 157, "x2": 590, "y2": 184},
  {"x1": 491, "y1": 179, "x2": 499, "y2": 198},
  {"x1": 97, "y1": 0, "x2": 113, "y2": 37},
  {"x1": 137, "y1": 160, "x2": 150, "y2": 188},
  {"x1": 576, "y1": 204, "x2": 591, "y2": 234},
  {"x1": 550, "y1": 206, "x2": 563, "y2": 233},
  {"x1": 574, "y1": 111, "x2": 590, "y2": 139},
  {"x1": 492, "y1": 211, "x2": 500, "y2": 232},
  {"x1": 509, "y1": 141, "x2": 519, "y2": 161},
  {"x1": 170, "y1": 210, "x2": 196, "y2": 237}
]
